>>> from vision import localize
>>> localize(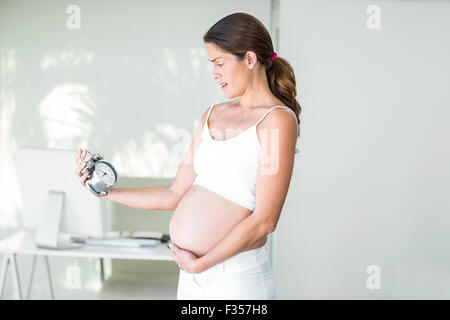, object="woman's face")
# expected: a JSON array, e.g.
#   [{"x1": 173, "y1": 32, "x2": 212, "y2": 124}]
[{"x1": 205, "y1": 42, "x2": 251, "y2": 99}]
